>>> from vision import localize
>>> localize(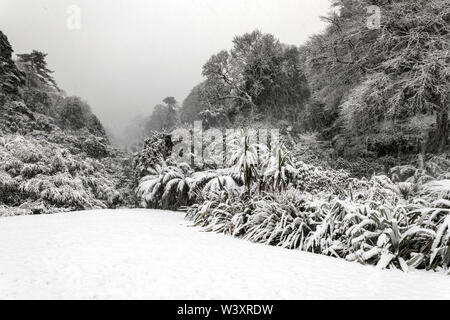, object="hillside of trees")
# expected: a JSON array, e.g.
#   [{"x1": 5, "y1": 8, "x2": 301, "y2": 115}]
[{"x1": 0, "y1": 30, "x2": 132, "y2": 215}]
